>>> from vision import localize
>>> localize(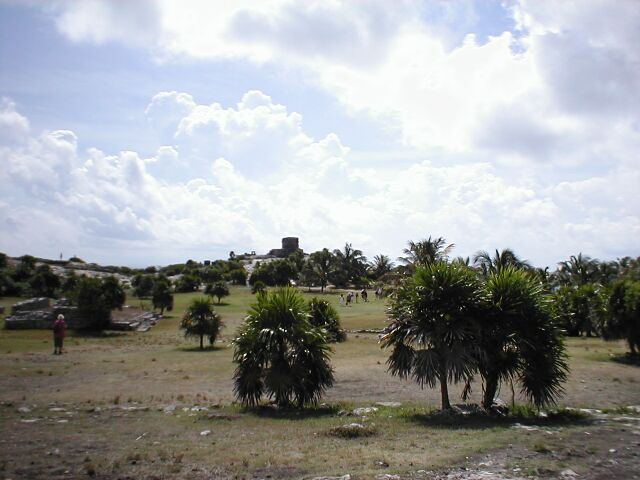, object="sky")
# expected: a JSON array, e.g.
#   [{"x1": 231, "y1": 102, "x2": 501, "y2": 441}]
[{"x1": 0, "y1": 0, "x2": 638, "y2": 268}]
